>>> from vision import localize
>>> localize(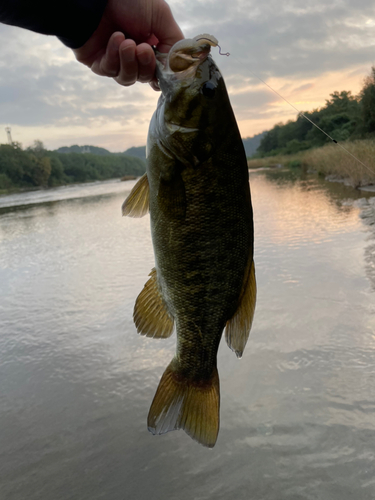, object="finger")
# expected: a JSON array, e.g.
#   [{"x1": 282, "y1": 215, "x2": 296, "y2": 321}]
[
  {"x1": 152, "y1": 1, "x2": 184, "y2": 53},
  {"x1": 115, "y1": 39, "x2": 138, "y2": 86},
  {"x1": 136, "y1": 44, "x2": 156, "y2": 83},
  {"x1": 99, "y1": 31, "x2": 124, "y2": 77},
  {"x1": 149, "y1": 78, "x2": 161, "y2": 91}
]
